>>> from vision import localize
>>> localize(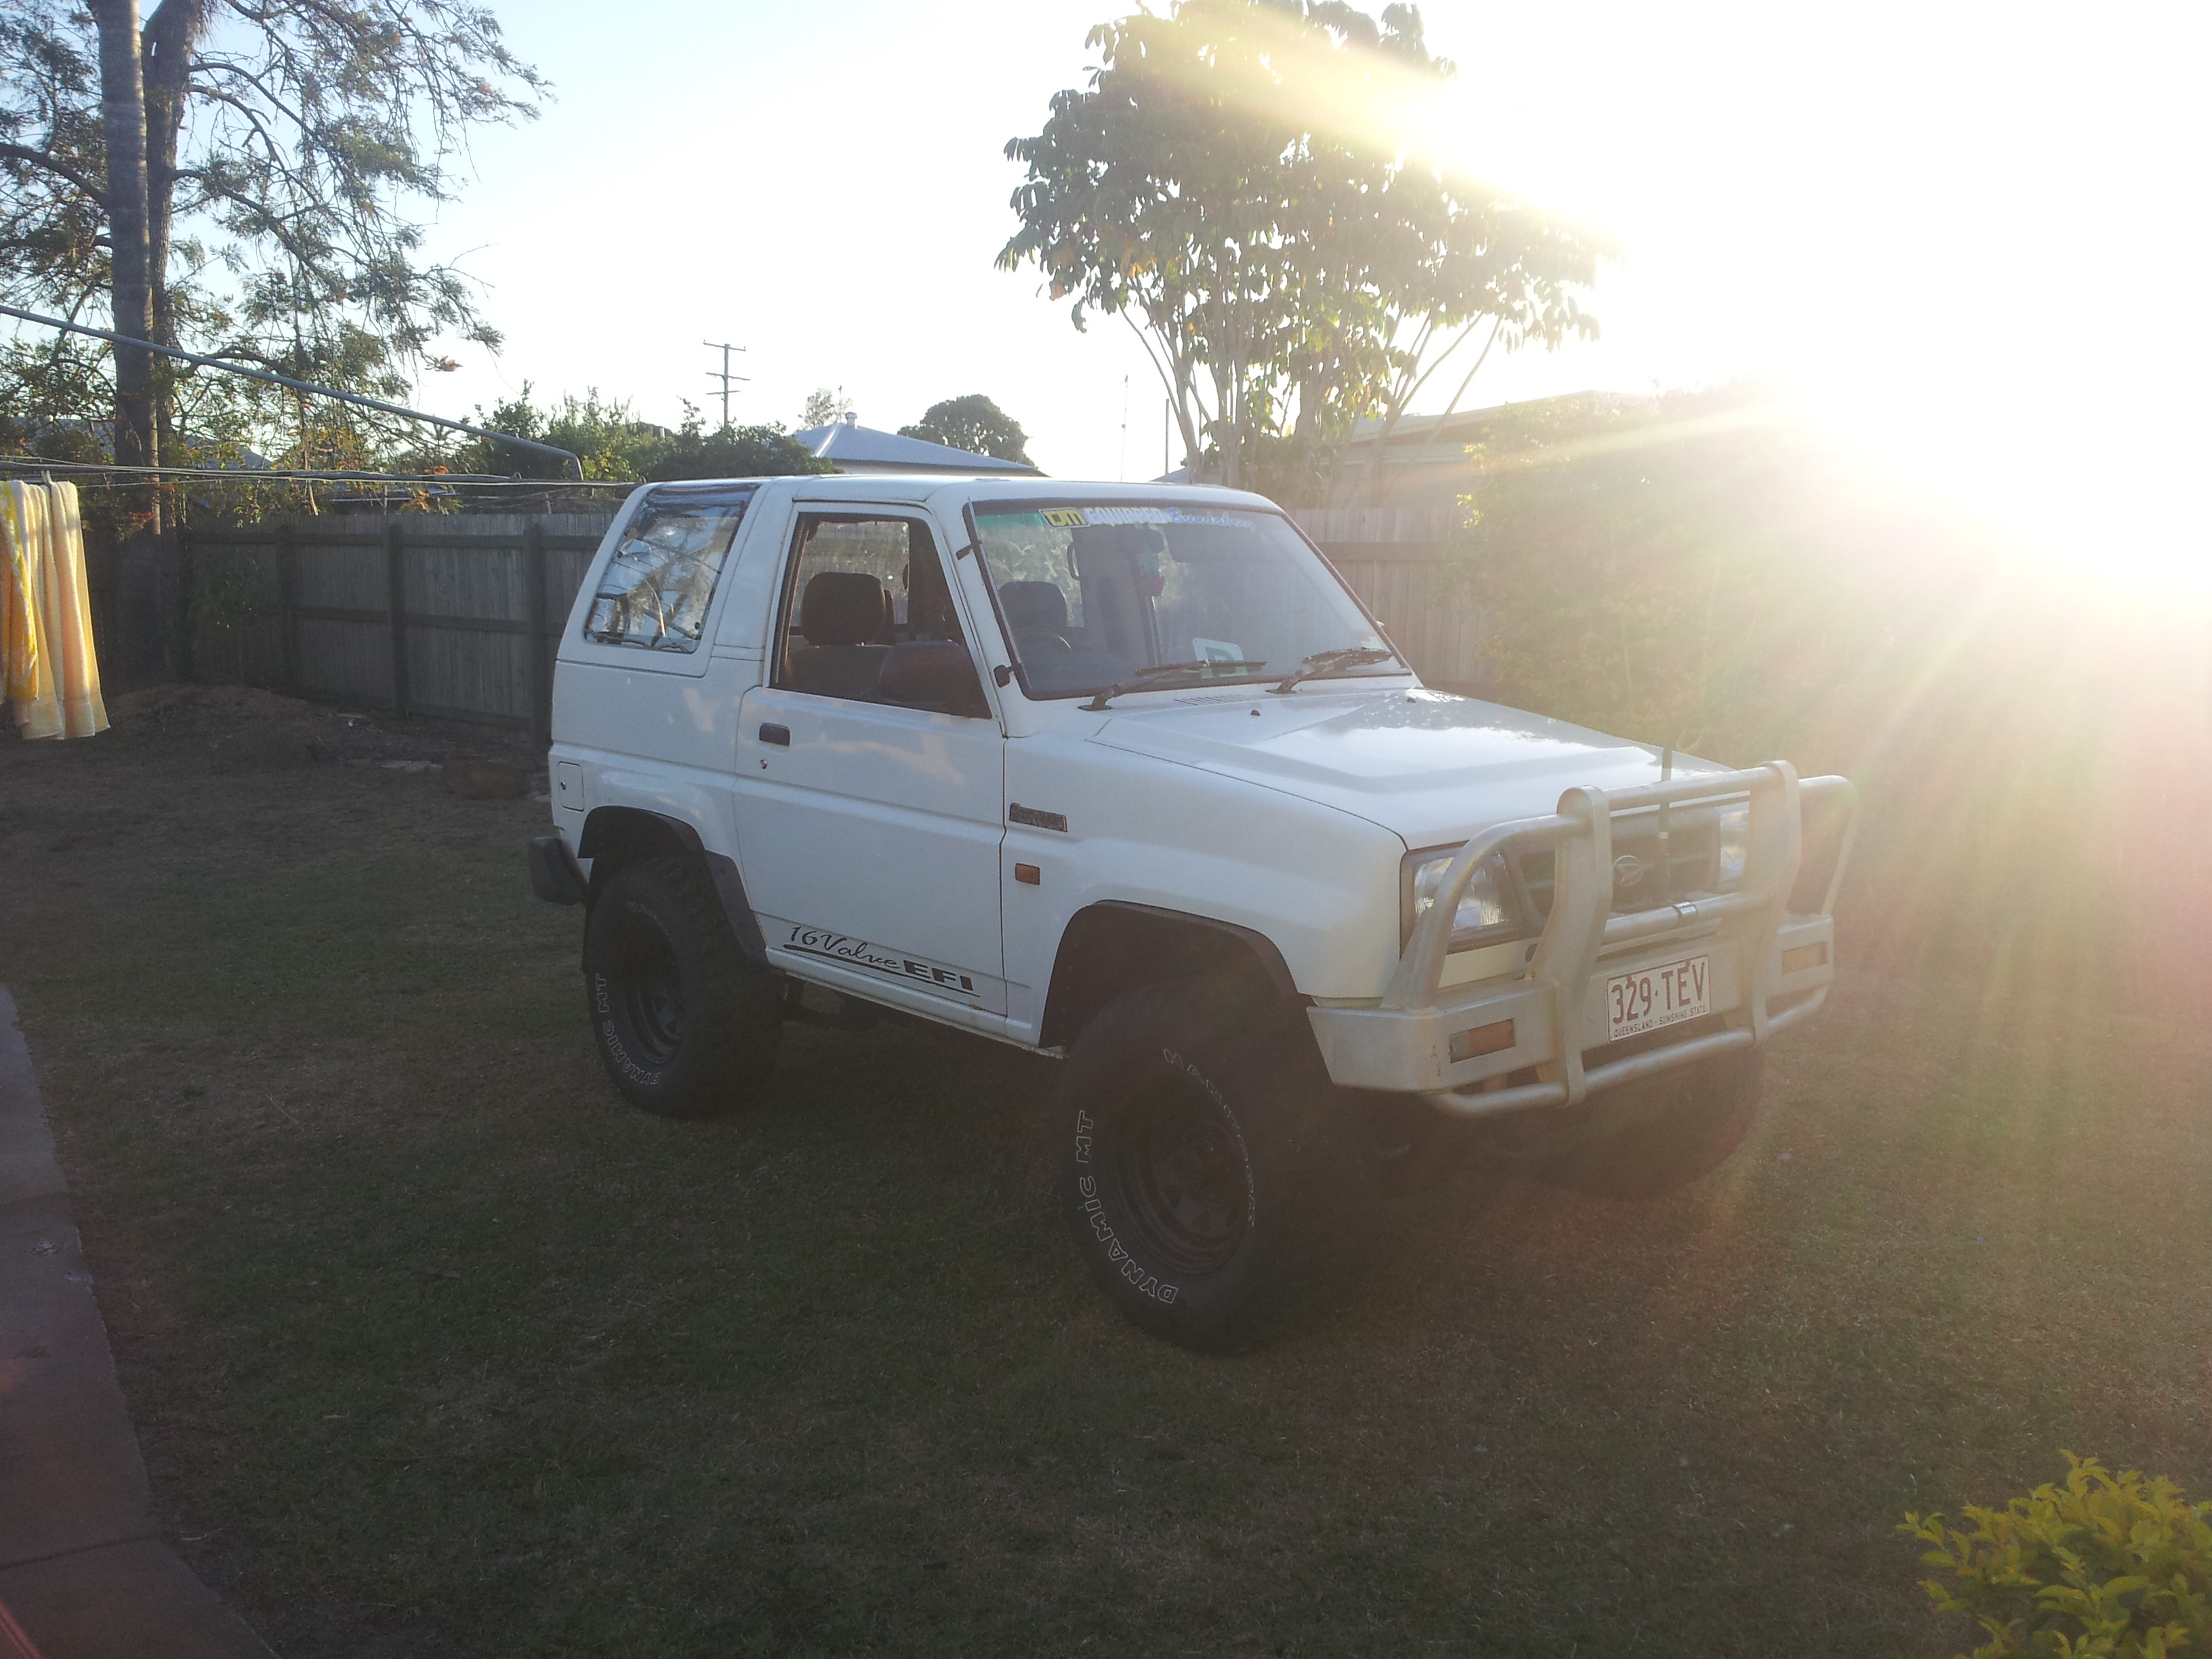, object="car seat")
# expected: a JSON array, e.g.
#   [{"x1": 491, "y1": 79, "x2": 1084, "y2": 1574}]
[
  {"x1": 786, "y1": 571, "x2": 893, "y2": 701},
  {"x1": 1000, "y1": 579, "x2": 1071, "y2": 650}
]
